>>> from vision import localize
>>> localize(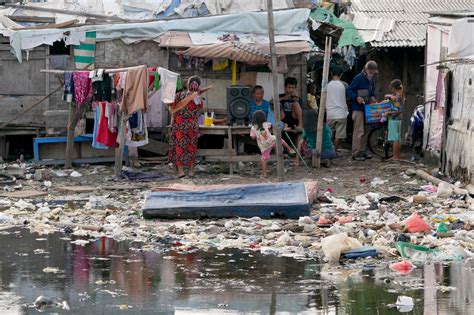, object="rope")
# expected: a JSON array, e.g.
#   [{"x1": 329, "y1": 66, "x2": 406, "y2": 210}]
[{"x1": 283, "y1": 131, "x2": 312, "y2": 173}]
